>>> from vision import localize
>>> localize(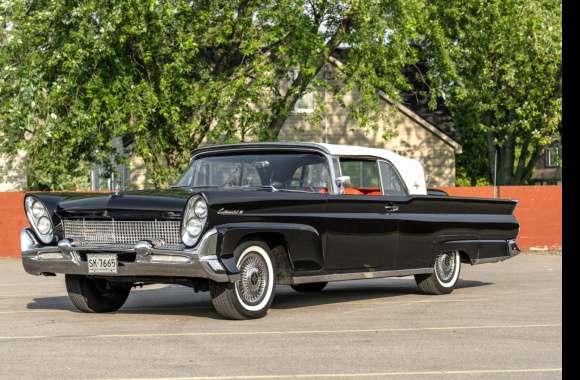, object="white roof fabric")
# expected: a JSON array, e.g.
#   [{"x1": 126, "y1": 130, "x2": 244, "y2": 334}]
[{"x1": 317, "y1": 143, "x2": 427, "y2": 195}]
